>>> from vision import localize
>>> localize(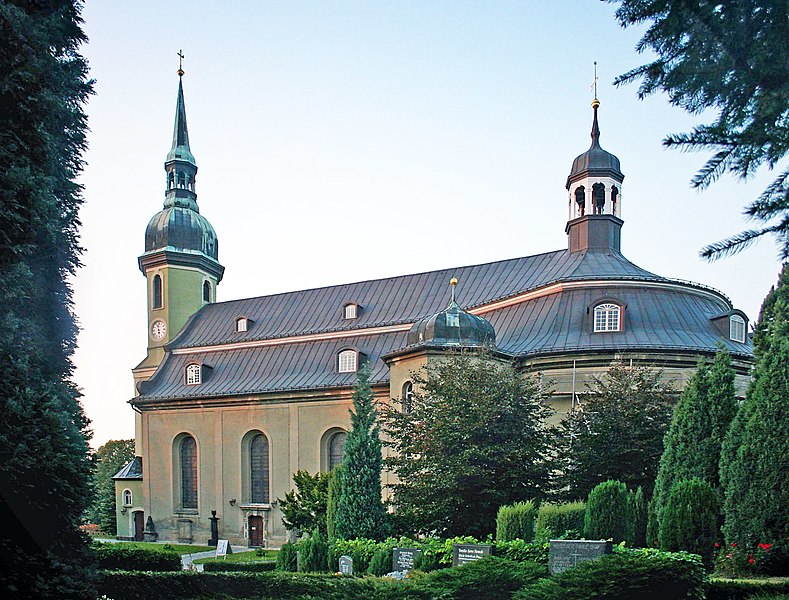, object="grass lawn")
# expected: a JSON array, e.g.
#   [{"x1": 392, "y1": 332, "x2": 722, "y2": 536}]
[
  {"x1": 95, "y1": 541, "x2": 214, "y2": 555},
  {"x1": 193, "y1": 549, "x2": 279, "y2": 565}
]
